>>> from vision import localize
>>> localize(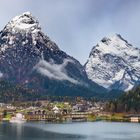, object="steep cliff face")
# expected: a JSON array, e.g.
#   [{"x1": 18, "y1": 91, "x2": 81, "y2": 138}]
[{"x1": 85, "y1": 34, "x2": 140, "y2": 91}]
